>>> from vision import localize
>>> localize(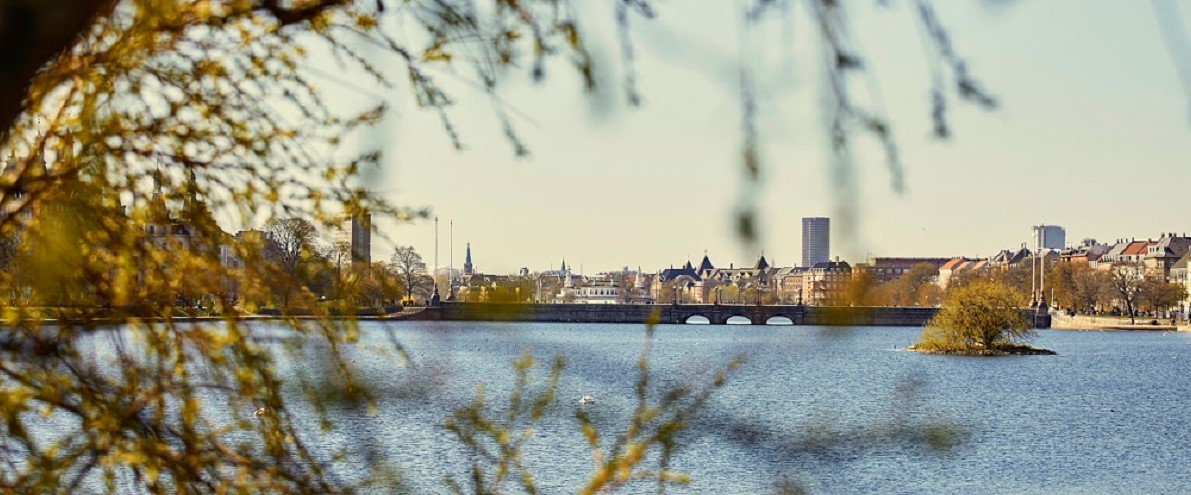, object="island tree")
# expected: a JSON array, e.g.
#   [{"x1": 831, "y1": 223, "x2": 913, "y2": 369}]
[{"x1": 913, "y1": 278, "x2": 1047, "y2": 354}]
